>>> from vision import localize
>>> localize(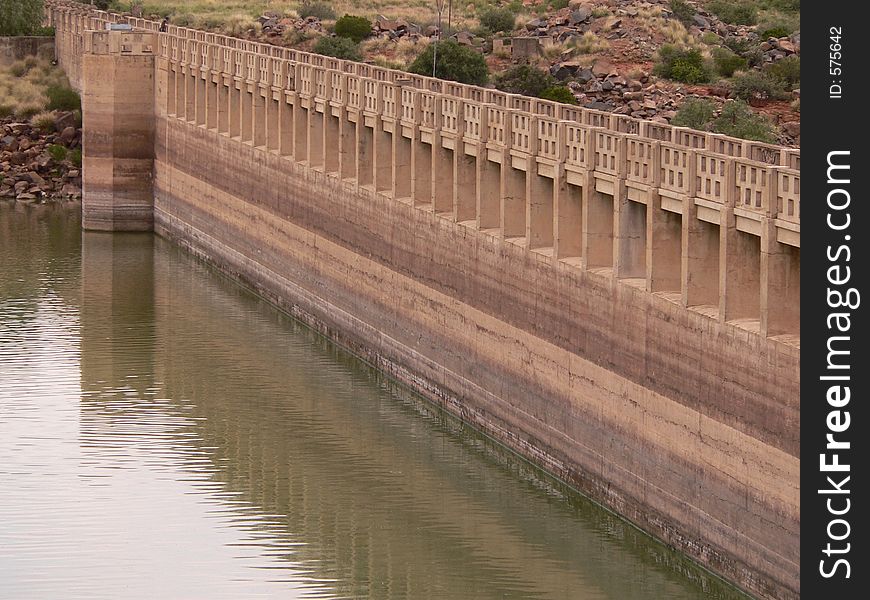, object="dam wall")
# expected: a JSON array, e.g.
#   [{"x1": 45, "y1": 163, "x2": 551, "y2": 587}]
[{"x1": 46, "y1": 2, "x2": 801, "y2": 598}]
